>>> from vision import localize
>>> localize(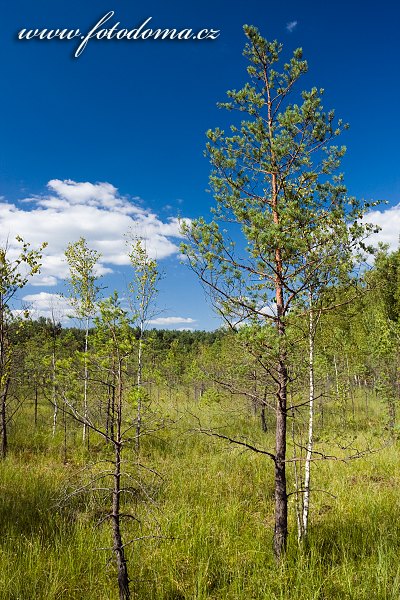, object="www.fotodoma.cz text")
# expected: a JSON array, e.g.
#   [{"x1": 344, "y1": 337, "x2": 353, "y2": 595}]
[{"x1": 17, "y1": 11, "x2": 221, "y2": 58}]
